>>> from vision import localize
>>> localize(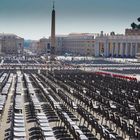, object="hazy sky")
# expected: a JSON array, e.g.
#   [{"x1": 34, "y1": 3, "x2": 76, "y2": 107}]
[{"x1": 0, "y1": 0, "x2": 139, "y2": 39}]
